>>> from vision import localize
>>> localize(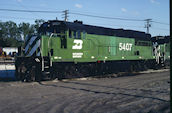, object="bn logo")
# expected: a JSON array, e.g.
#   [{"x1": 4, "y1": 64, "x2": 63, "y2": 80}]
[{"x1": 72, "y1": 40, "x2": 83, "y2": 49}]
